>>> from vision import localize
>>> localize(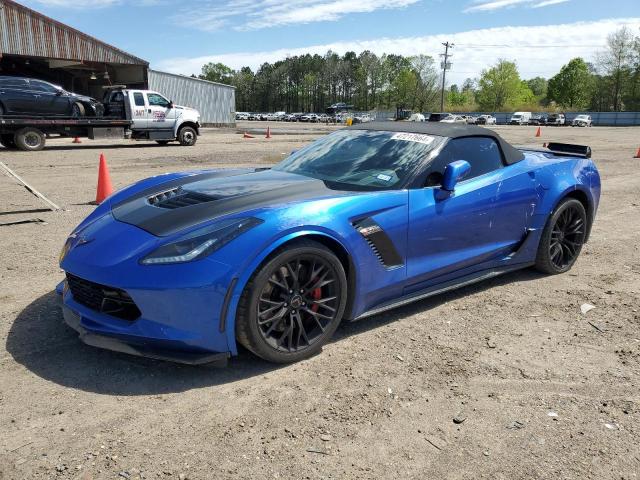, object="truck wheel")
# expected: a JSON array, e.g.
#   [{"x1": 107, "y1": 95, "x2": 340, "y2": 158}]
[
  {"x1": 15, "y1": 128, "x2": 46, "y2": 151},
  {"x1": 177, "y1": 126, "x2": 197, "y2": 146},
  {"x1": 0, "y1": 134, "x2": 17, "y2": 149},
  {"x1": 71, "y1": 102, "x2": 85, "y2": 118}
]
